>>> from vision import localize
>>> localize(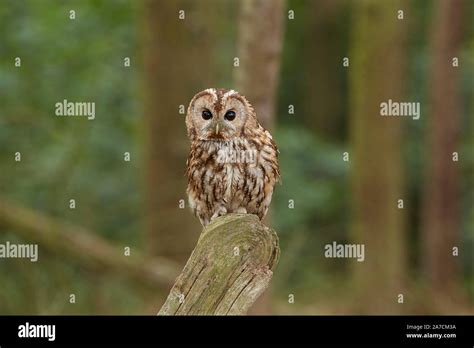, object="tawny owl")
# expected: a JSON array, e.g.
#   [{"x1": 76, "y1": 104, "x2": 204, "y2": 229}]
[{"x1": 185, "y1": 88, "x2": 280, "y2": 226}]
